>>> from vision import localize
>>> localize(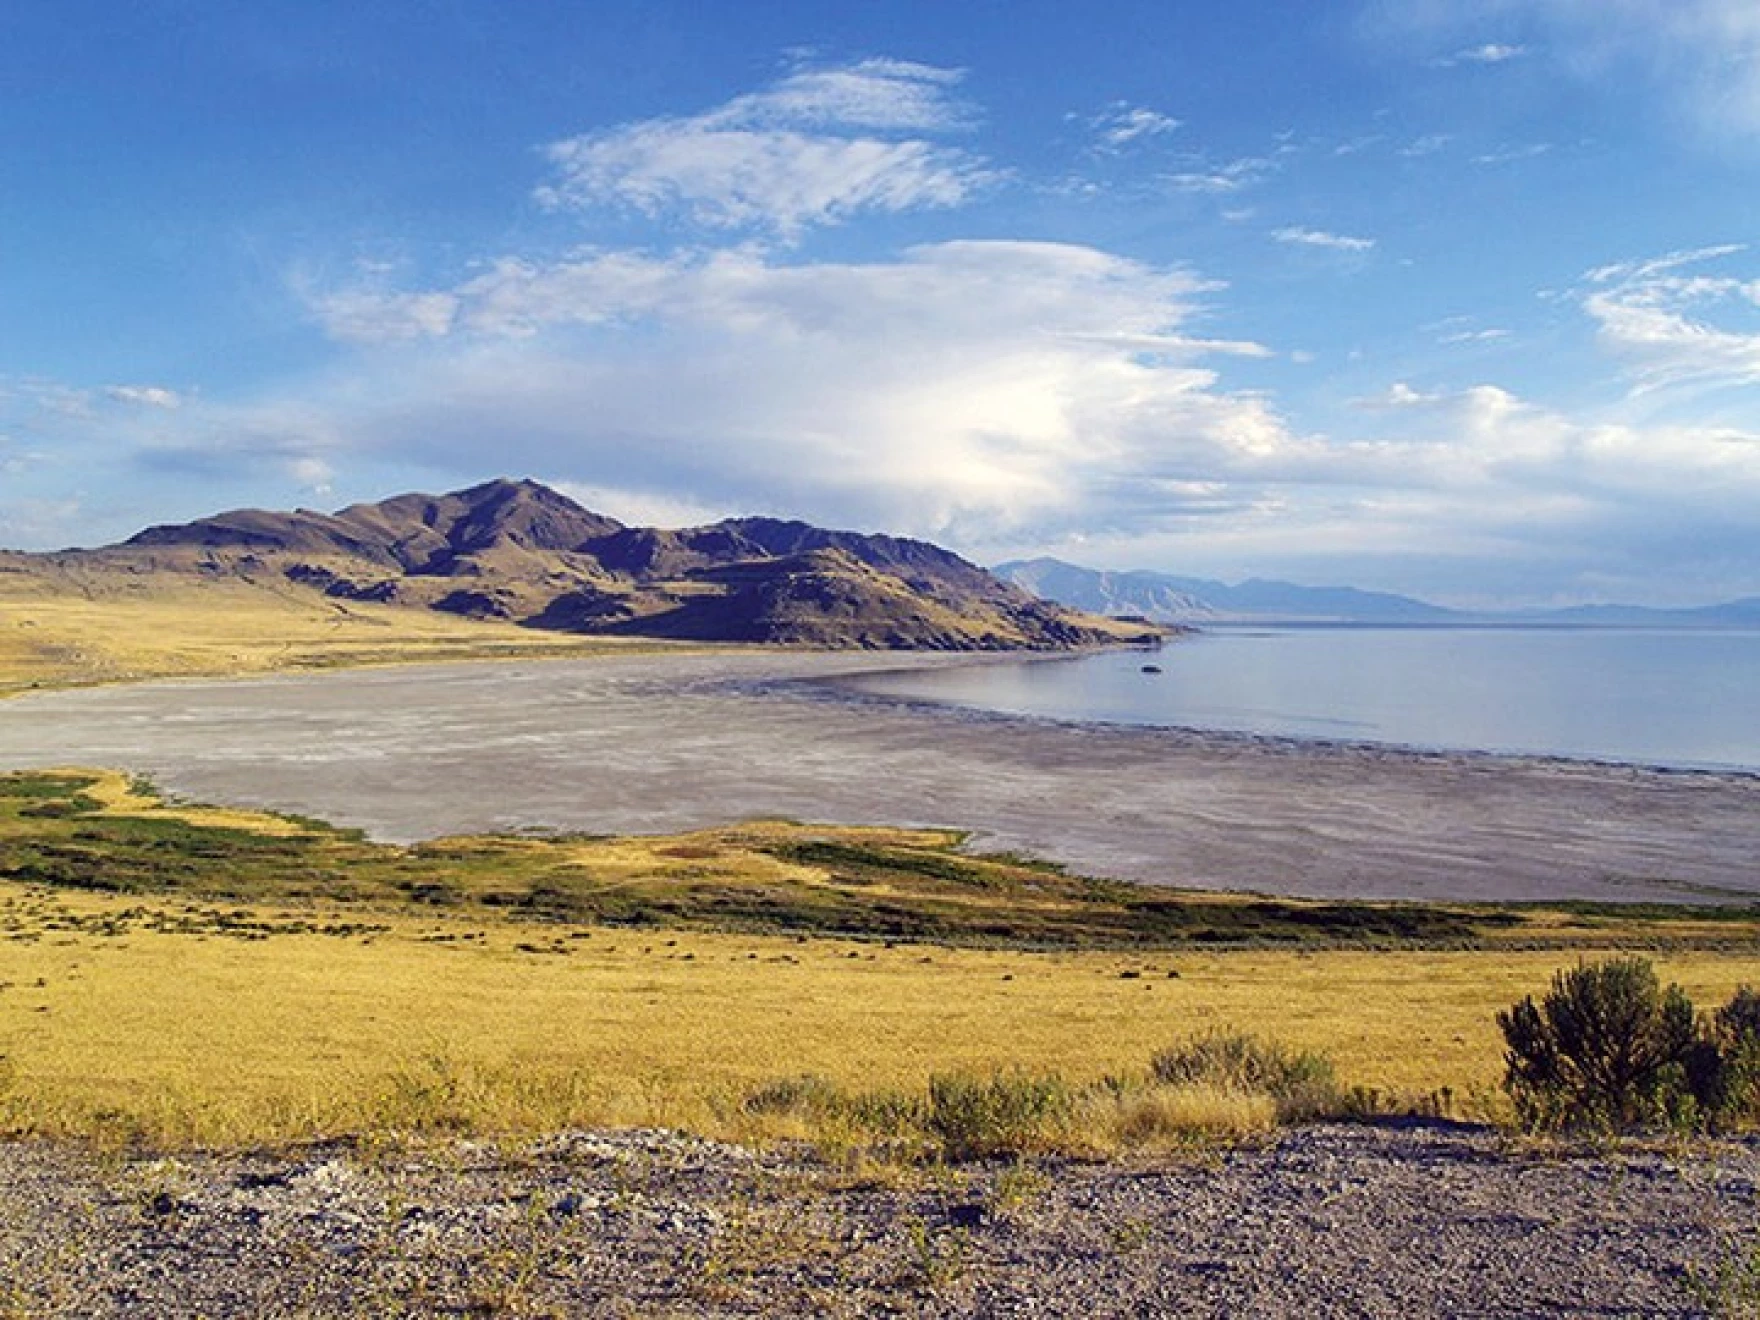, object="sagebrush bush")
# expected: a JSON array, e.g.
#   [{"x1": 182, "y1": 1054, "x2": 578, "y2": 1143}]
[
  {"x1": 1497, "y1": 957, "x2": 1707, "y2": 1133},
  {"x1": 1150, "y1": 1032, "x2": 1341, "y2": 1120},
  {"x1": 924, "y1": 1072, "x2": 1074, "y2": 1161},
  {"x1": 741, "y1": 1073, "x2": 845, "y2": 1119},
  {"x1": 1708, "y1": 985, "x2": 1760, "y2": 1125}
]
